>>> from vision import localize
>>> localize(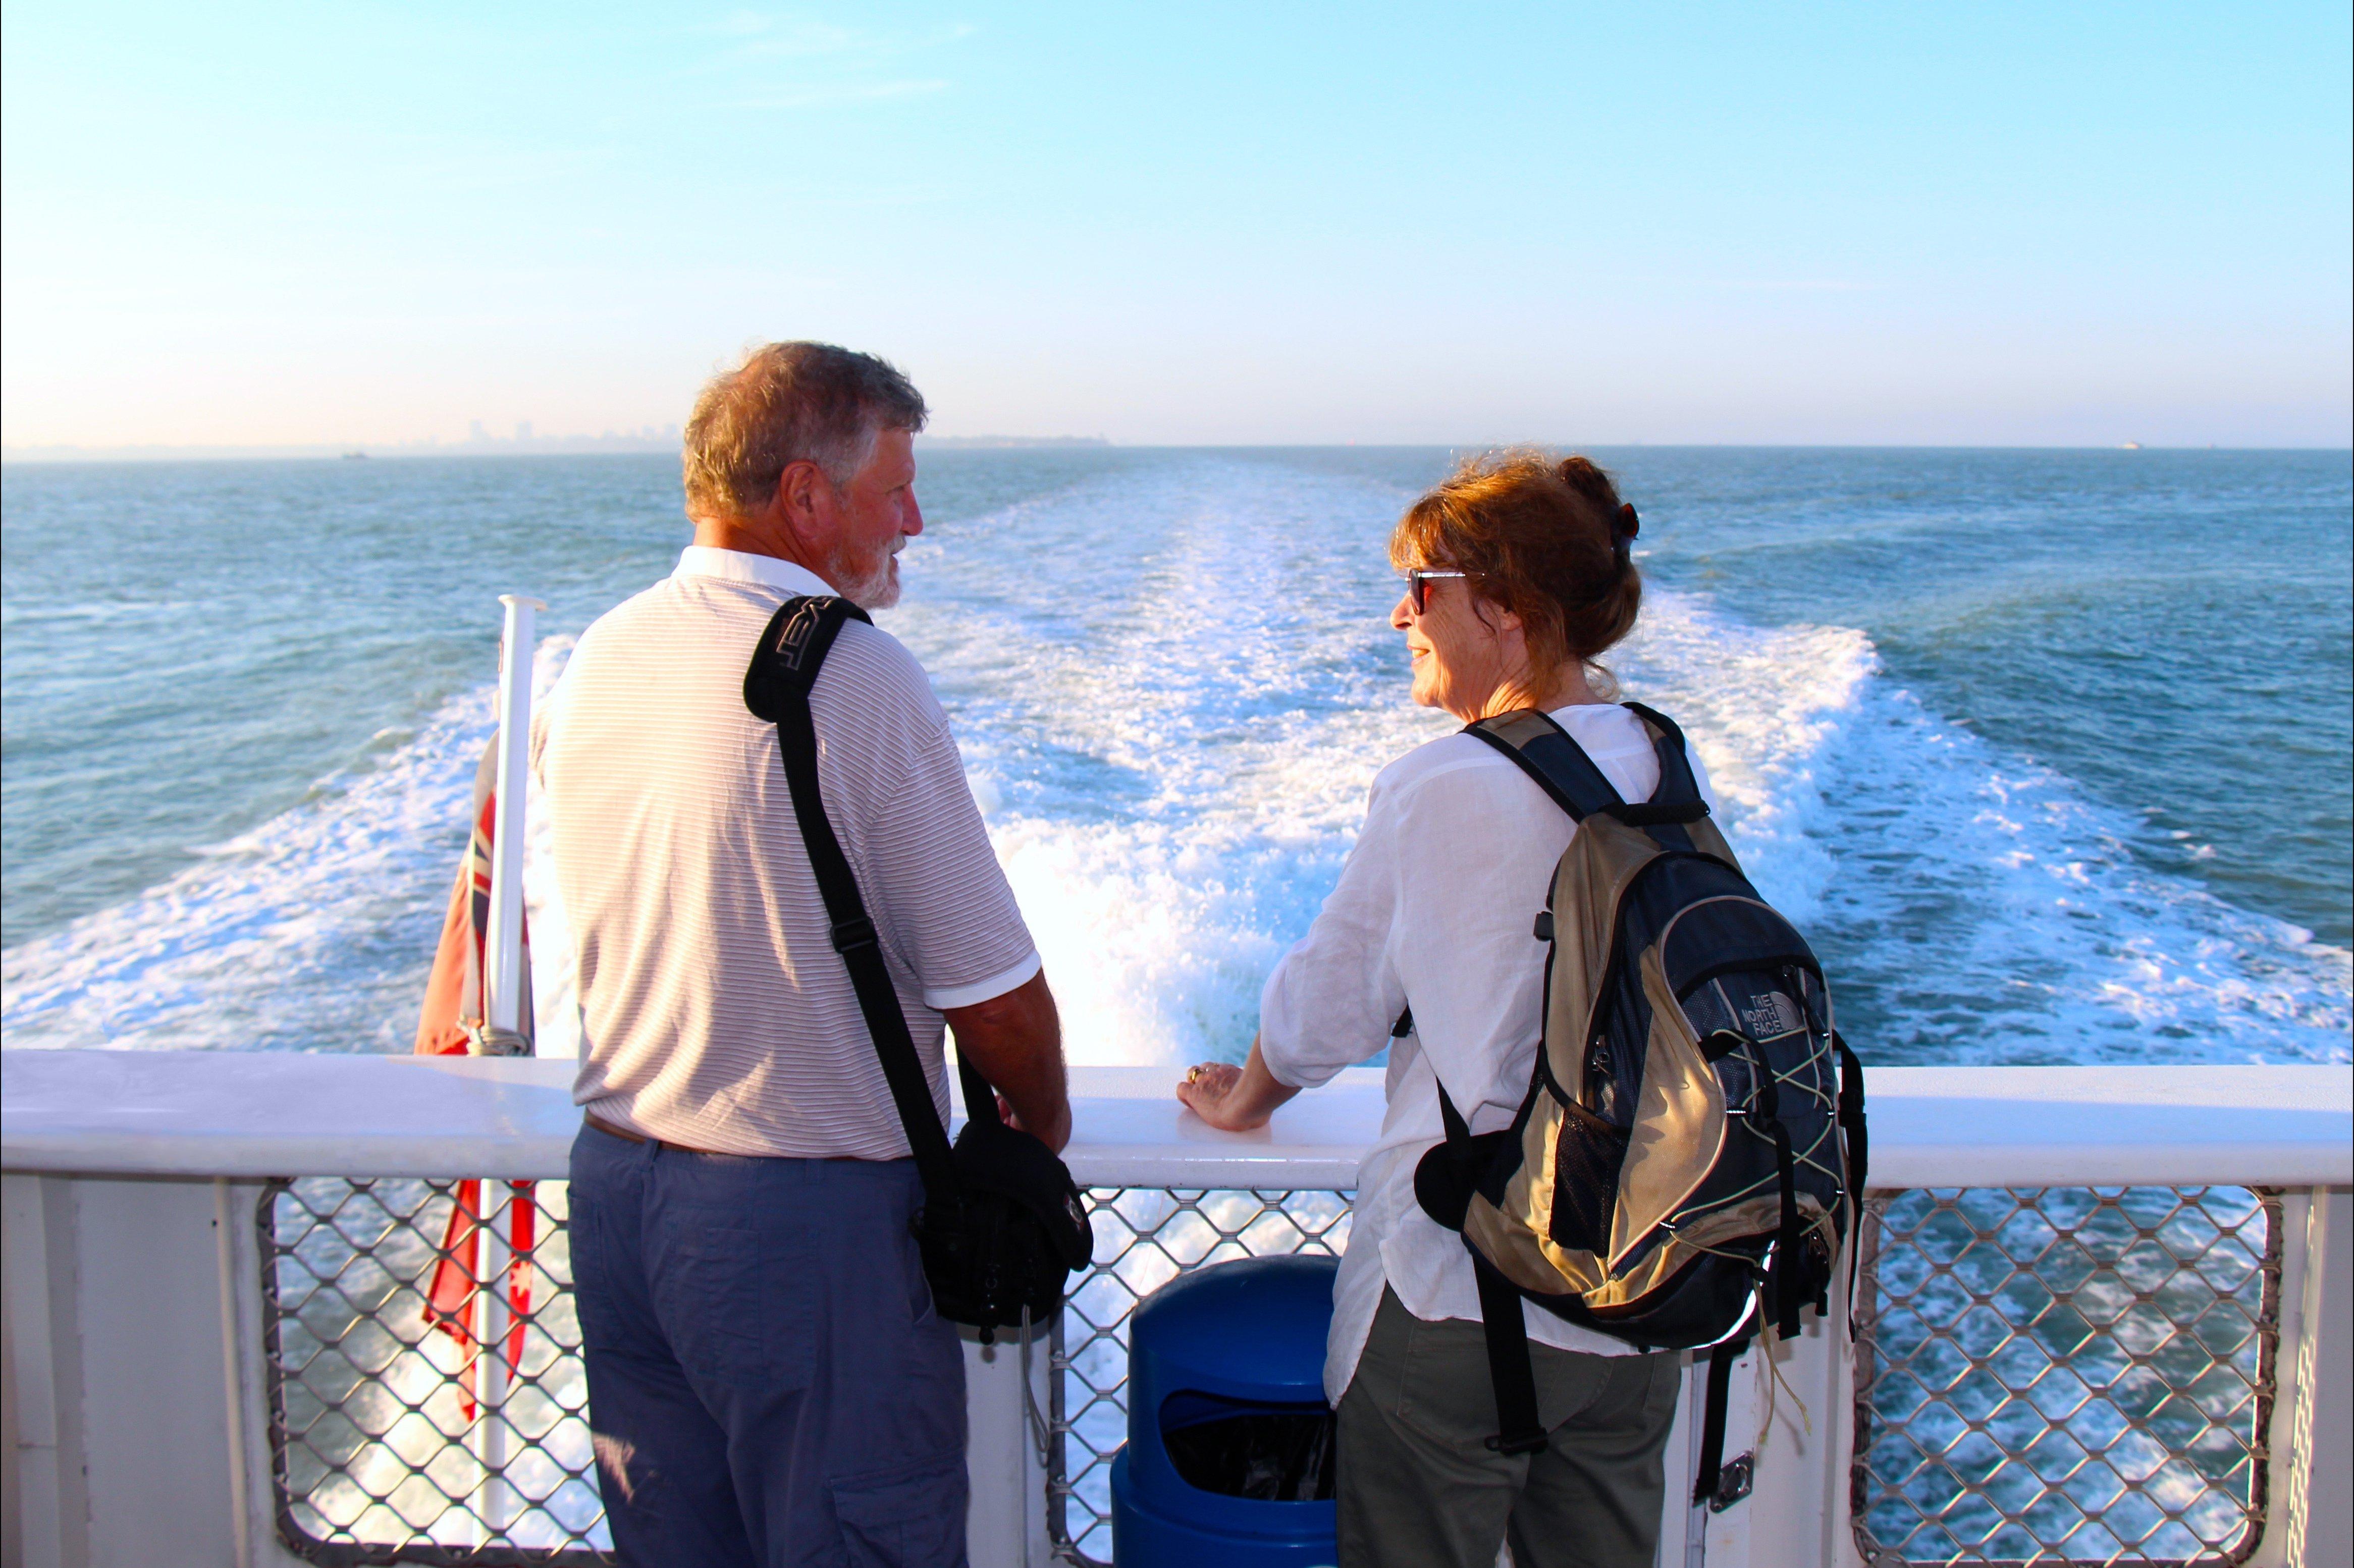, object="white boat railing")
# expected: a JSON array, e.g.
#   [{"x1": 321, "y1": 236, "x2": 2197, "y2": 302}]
[{"x1": 3, "y1": 1051, "x2": 2347, "y2": 1567}]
